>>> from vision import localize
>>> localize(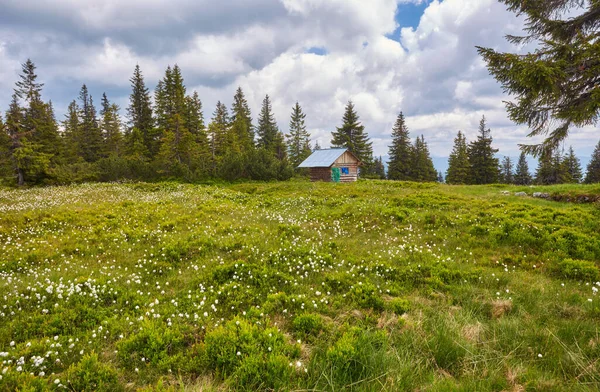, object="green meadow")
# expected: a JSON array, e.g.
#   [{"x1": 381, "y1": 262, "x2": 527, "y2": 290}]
[{"x1": 1, "y1": 180, "x2": 599, "y2": 391}]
